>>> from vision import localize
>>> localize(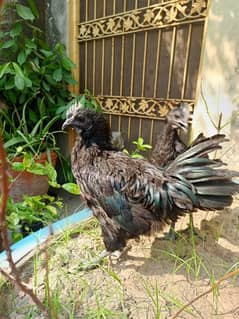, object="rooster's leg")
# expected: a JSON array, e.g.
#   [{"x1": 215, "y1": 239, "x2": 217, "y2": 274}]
[
  {"x1": 160, "y1": 222, "x2": 177, "y2": 241},
  {"x1": 78, "y1": 249, "x2": 123, "y2": 271}
]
